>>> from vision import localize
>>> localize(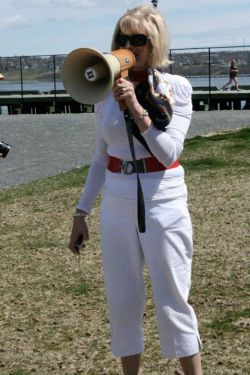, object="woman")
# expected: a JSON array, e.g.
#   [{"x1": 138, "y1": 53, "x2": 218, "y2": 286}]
[
  {"x1": 69, "y1": 5, "x2": 202, "y2": 375},
  {"x1": 222, "y1": 59, "x2": 240, "y2": 91}
]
